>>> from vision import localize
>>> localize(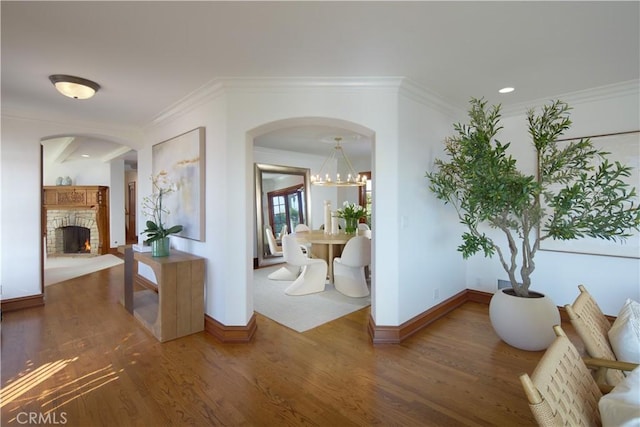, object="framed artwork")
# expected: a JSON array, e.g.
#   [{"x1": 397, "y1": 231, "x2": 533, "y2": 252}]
[
  {"x1": 152, "y1": 127, "x2": 205, "y2": 241},
  {"x1": 540, "y1": 130, "x2": 639, "y2": 258}
]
